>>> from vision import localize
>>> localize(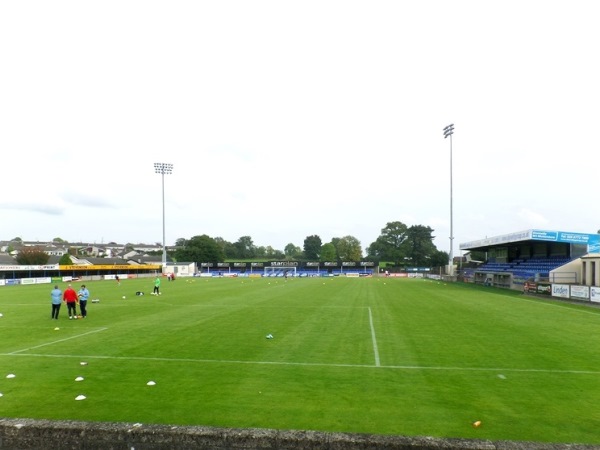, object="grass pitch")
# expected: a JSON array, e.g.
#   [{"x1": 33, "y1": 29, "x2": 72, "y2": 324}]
[{"x1": 1, "y1": 276, "x2": 600, "y2": 444}]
